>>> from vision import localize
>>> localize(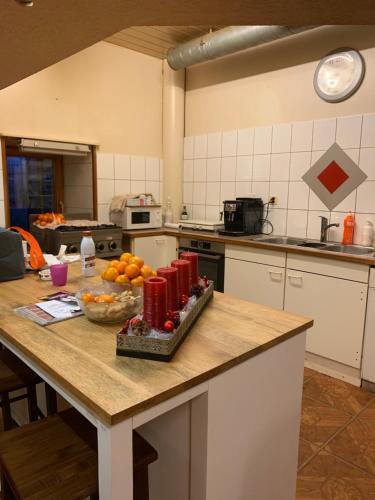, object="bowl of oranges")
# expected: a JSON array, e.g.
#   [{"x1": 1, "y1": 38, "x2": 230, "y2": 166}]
[
  {"x1": 76, "y1": 283, "x2": 142, "y2": 323},
  {"x1": 101, "y1": 252, "x2": 156, "y2": 288}
]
